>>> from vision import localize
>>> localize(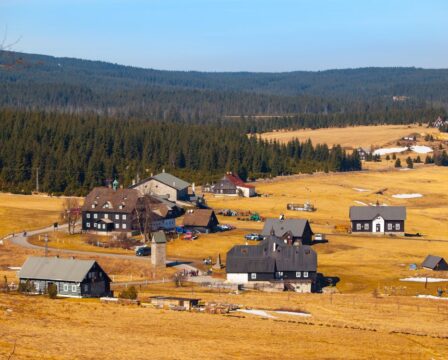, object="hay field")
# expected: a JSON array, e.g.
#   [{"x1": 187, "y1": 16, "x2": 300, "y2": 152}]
[
  {"x1": 0, "y1": 193, "x2": 66, "y2": 237},
  {"x1": 259, "y1": 124, "x2": 436, "y2": 148}
]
